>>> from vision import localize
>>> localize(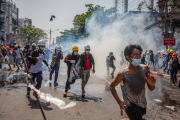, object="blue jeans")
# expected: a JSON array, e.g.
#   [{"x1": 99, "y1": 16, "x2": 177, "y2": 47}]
[
  {"x1": 167, "y1": 65, "x2": 171, "y2": 73},
  {"x1": 49, "y1": 65, "x2": 59, "y2": 83},
  {"x1": 164, "y1": 62, "x2": 168, "y2": 72},
  {"x1": 154, "y1": 59, "x2": 159, "y2": 68}
]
